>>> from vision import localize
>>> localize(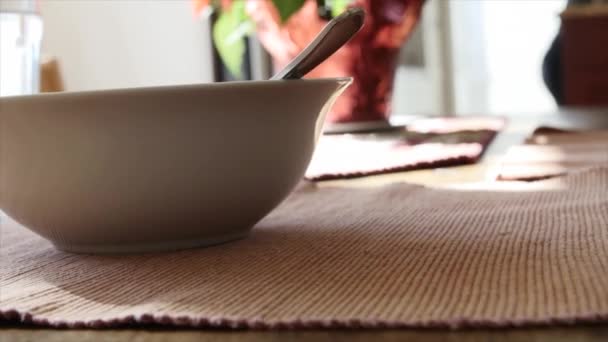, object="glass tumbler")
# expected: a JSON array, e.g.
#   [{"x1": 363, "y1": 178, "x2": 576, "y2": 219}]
[{"x1": 0, "y1": 0, "x2": 43, "y2": 97}]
